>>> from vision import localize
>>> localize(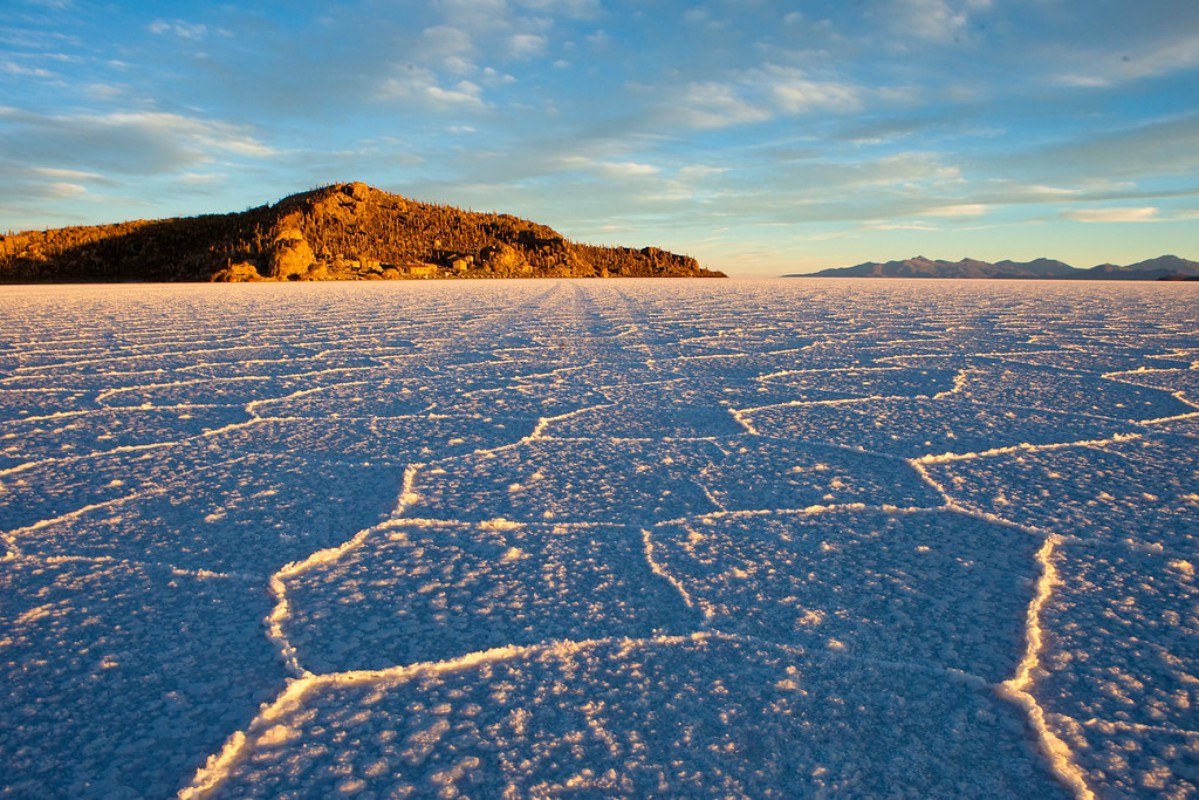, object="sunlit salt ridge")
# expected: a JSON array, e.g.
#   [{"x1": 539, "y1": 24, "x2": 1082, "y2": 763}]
[{"x1": 2, "y1": 279, "x2": 1197, "y2": 798}]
